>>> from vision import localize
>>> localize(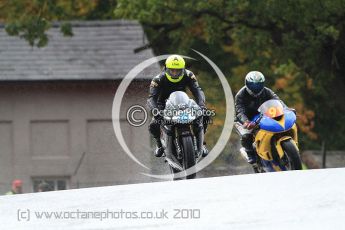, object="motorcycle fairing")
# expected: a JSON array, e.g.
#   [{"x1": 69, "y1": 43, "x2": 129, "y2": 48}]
[
  {"x1": 283, "y1": 110, "x2": 296, "y2": 130},
  {"x1": 255, "y1": 124, "x2": 298, "y2": 162},
  {"x1": 258, "y1": 109, "x2": 296, "y2": 133}
]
